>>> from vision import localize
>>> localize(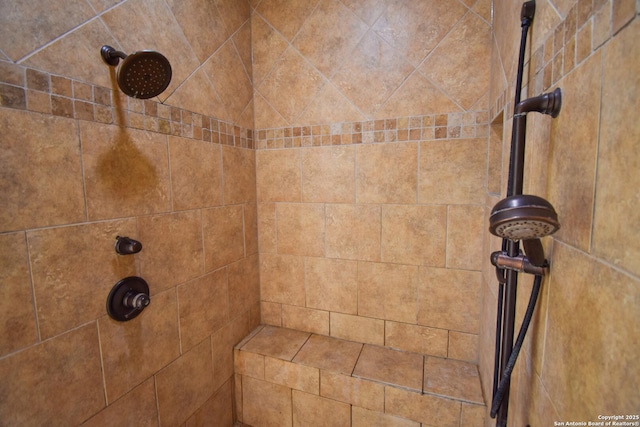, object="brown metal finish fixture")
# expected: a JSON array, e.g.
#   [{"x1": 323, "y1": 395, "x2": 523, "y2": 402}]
[{"x1": 101, "y1": 45, "x2": 172, "y2": 99}]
